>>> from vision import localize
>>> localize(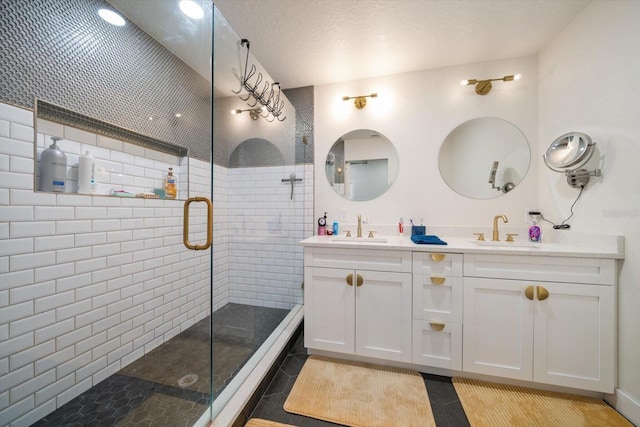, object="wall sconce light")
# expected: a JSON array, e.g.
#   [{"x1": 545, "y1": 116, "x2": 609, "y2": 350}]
[
  {"x1": 460, "y1": 74, "x2": 521, "y2": 95},
  {"x1": 230, "y1": 106, "x2": 266, "y2": 120},
  {"x1": 342, "y1": 93, "x2": 378, "y2": 109}
]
